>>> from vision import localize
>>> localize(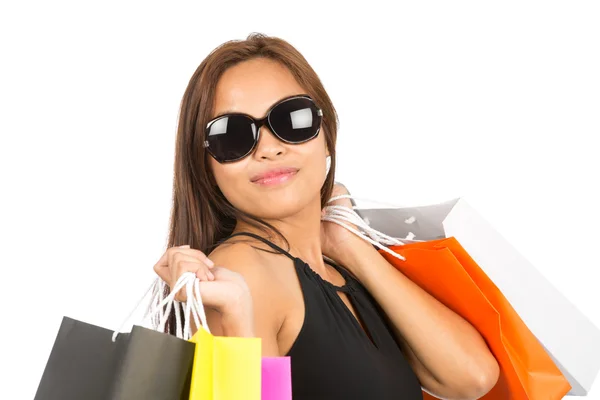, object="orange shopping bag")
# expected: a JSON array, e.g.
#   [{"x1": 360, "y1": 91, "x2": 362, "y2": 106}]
[{"x1": 380, "y1": 237, "x2": 571, "y2": 400}]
